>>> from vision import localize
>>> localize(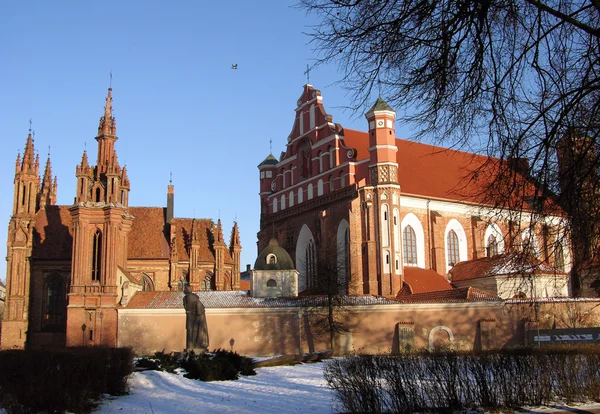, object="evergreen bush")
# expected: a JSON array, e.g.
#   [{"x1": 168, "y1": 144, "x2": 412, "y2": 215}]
[{"x1": 0, "y1": 347, "x2": 133, "y2": 414}]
